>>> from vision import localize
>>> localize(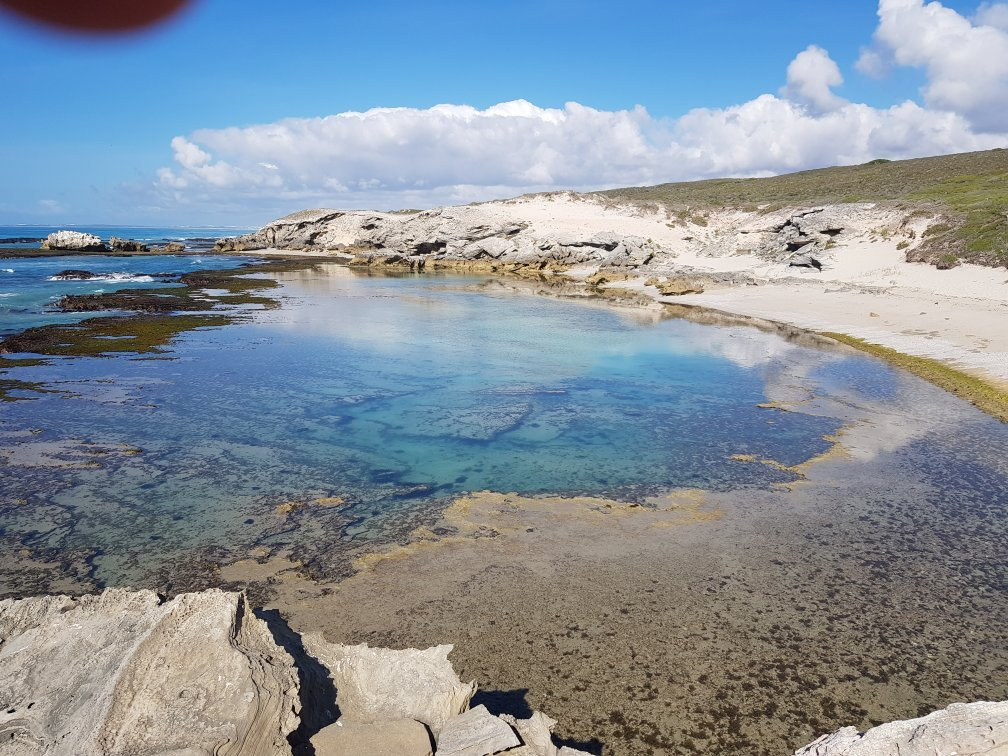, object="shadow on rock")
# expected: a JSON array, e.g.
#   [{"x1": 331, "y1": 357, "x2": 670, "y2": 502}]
[
  {"x1": 471, "y1": 688, "x2": 534, "y2": 719},
  {"x1": 255, "y1": 608, "x2": 340, "y2": 755},
  {"x1": 556, "y1": 736, "x2": 605, "y2": 755}
]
